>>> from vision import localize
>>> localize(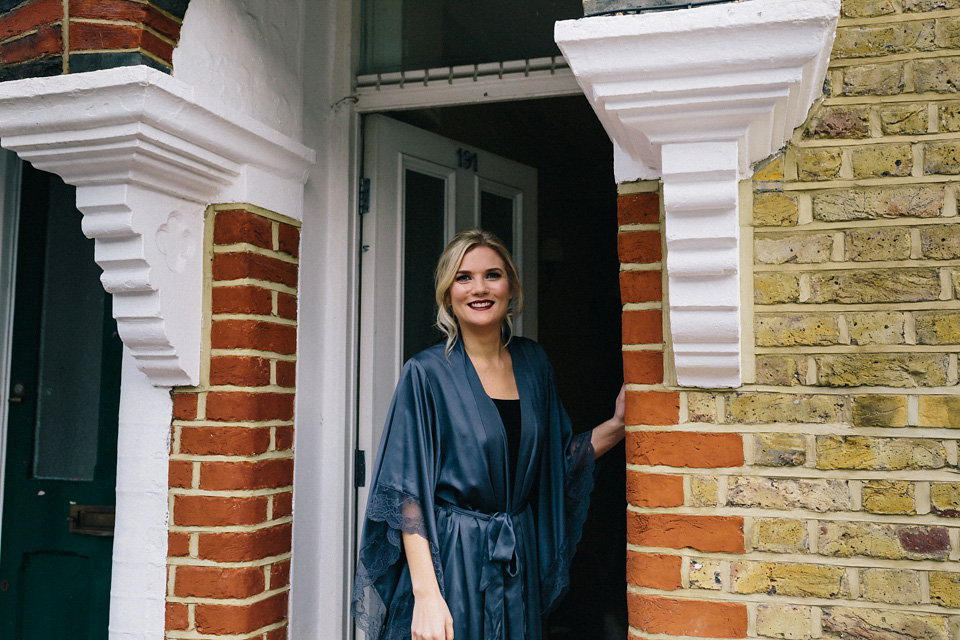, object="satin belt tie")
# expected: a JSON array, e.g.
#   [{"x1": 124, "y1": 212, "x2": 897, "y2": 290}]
[{"x1": 437, "y1": 500, "x2": 528, "y2": 640}]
